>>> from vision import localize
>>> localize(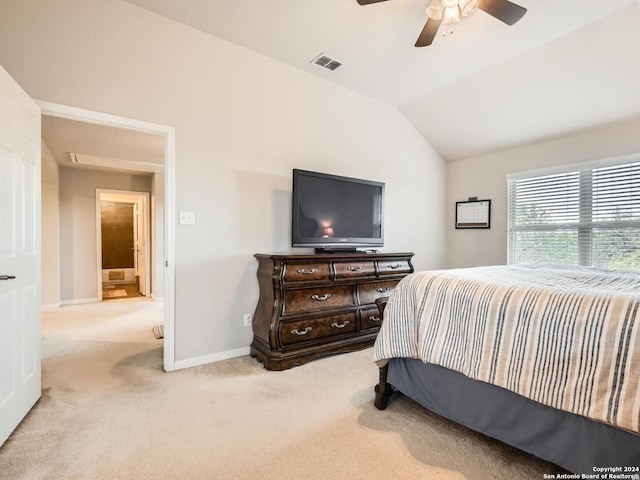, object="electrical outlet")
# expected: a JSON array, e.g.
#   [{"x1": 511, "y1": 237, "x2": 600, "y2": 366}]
[{"x1": 243, "y1": 314, "x2": 252, "y2": 327}]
